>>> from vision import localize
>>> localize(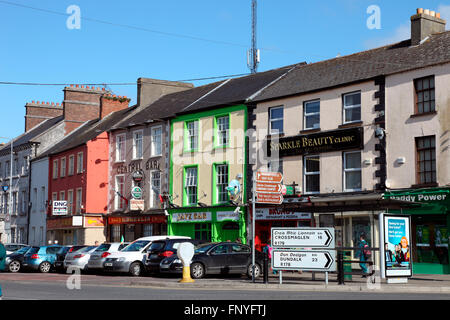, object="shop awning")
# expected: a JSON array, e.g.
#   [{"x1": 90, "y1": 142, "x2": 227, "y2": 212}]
[{"x1": 261, "y1": 192, "x2": 425, "y2": 213}]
